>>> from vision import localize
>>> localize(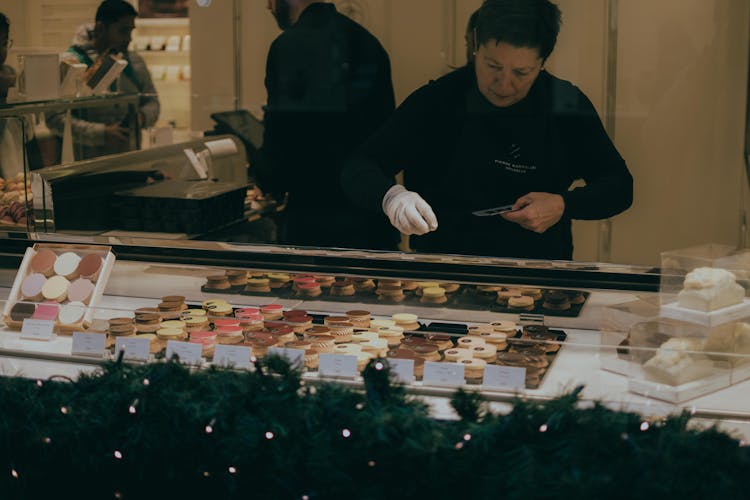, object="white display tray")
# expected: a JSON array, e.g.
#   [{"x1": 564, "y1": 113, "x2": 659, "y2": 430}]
[
  {"x1": 628, "y1": 361, "x2": 750, "y2": 404},
  {"x1": 659, "y1": 299, "x2": 750, "y2": 328},
  {"x1": 2, "y1": 244, "x2": 116, "y2": 332}
]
